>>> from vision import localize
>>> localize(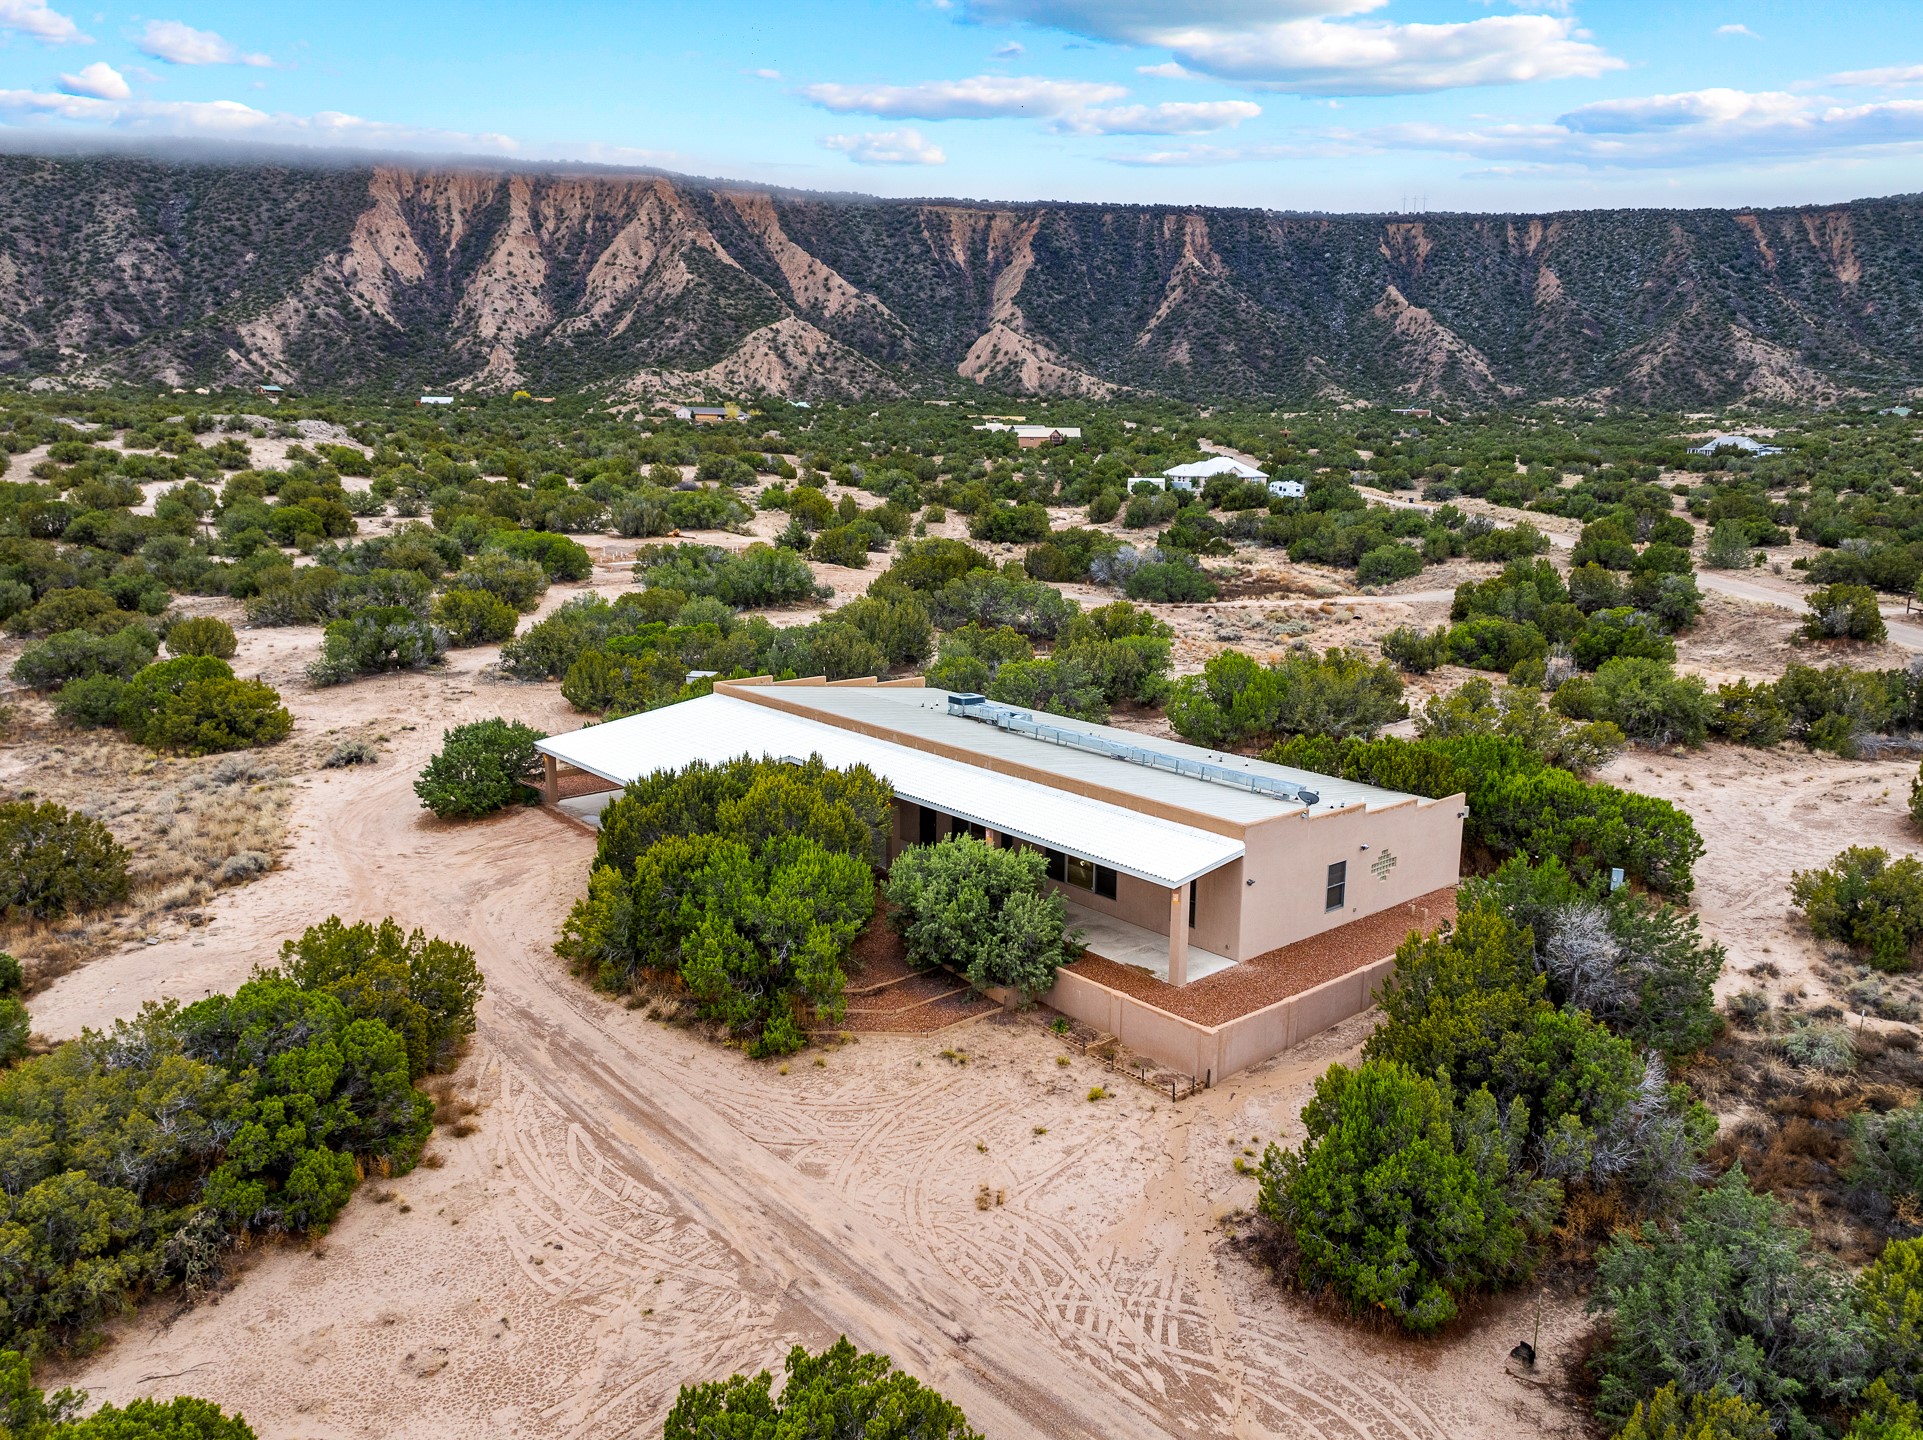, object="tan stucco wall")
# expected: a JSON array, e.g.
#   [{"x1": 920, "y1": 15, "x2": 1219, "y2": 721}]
[{"x1": 1233, "y1": 797, "x2": 1461, "y2": 959}]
